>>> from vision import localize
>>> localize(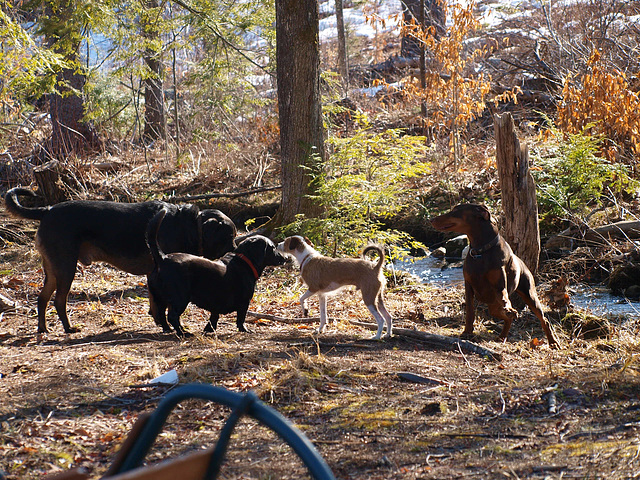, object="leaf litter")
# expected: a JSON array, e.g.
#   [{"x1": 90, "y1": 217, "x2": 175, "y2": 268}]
[{"x1": 1, "y1": 216, "x2": 640, "y2": 479}]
